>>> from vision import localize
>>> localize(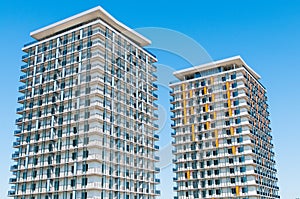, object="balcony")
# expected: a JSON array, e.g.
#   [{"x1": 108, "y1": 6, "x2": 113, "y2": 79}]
[
  {"x1": 154, "y1": 124, "x2": 159, "y2": 129},
  {"x1": 15, "y1": 117, "x2": 22, "y2": 123},
  {"x1": 24, "y1": 40, "x2": 37, "y2": 47},
  {"x1": 16, "y1": 107, "x2": 24, "y2": 113},
  {"x1": 152, "y1": 93, "x2": 158, "y2": 99},
  {"x1": 22, "y1": 54, "x2": 28, "y2": 60},
  {"x1": 155, "y1": 190, "x2": 161, "y2": 195},
  {"x1": 12, "y1": 151, "x2": 19, "y2": 159},
  {"x1": 152, "y1": 83, "x2": 158, "y2": 89},
  {"x1": 8, "y1": 190, "x2": 15, "y2": 196},
  {"x1": 10, "y1": 165, "x2": 18, "y2": 171},
  {"x1": 14, "y1": 130, "x2": 21, "y2": 136},
  {"x1": 171, "y1": 132, "x2": 176, "y2": 136},
  {"x1": 9, "y1": 178, "x2": 16, "y2": 183},
  {"x1": 155, "y1": 179, "x2": 160, "y2": 183},
  {"x1": 18, "y1": 85, "x2": 26, "y2": 92},
  {"x1": 17, "y1": 96, "x2": 25, "y2": 102},
  {"x1": 19, "y1": 74, "x2": 26, "y2": 82},
  {"x1": 13, "y1": 140, "x2": 20, "y2": 148},
  {"x1": 154, "y1": 134, "x2": 159, "y2": 139},
  {"x1": 154, "y1": 156, "x2": 159, "y2": 161},
  {"x1": 154, "y1": 145, "x2": 159, "y2": 150},
  {"x1": 21, "y1": 64, "x2": 28, "y2": 70}
]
